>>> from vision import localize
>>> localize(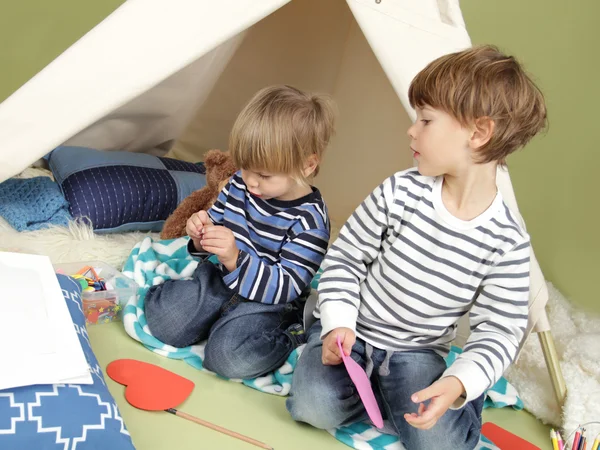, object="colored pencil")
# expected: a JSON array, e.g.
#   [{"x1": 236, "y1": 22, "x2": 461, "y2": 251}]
[
  {"x1": 574, "y1": 428, "x2": 582, "y2": 450},
  {"x1": 556, "y1": 430, "x2": 564, "y2": 450},
  {"x1": 551, "y1": 429, "x2": 559, "y2": 450},
  {"x1": 591, "y1": 433, "x2": 600, "y2": 450}
]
